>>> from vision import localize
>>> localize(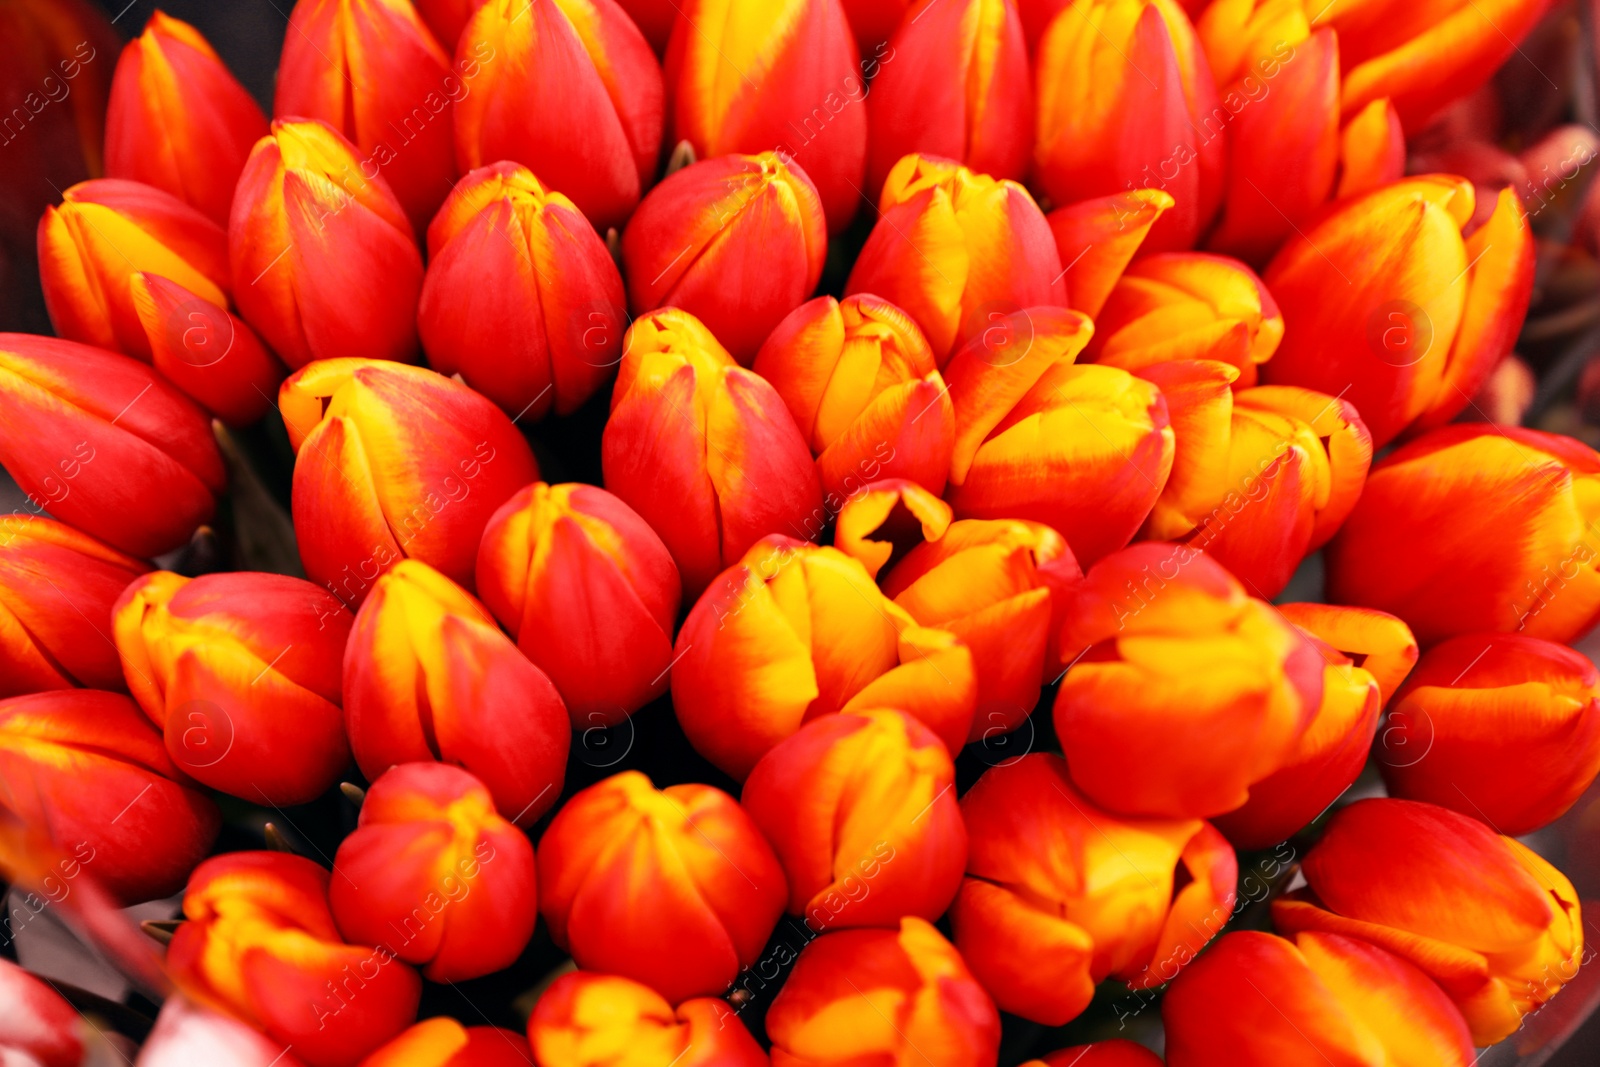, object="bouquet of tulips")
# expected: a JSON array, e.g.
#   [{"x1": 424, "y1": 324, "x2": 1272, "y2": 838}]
[{"x1": 2, "y1": 0, "x2": 1599, "y2": 1063}]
